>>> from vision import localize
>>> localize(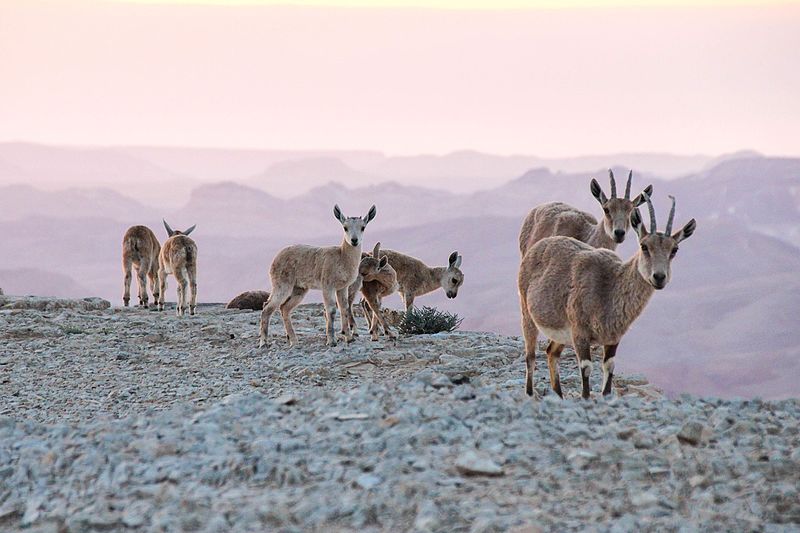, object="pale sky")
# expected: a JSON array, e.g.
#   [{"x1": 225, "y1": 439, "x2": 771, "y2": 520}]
[{"x1": 0, "y1": 0, "x2": 798, "y2": 156}]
